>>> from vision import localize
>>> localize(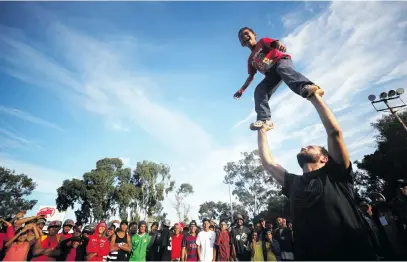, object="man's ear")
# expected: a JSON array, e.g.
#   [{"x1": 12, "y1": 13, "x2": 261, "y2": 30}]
[{"x1": 320, "y1": 155, "x2": 329, "y2": 164}]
